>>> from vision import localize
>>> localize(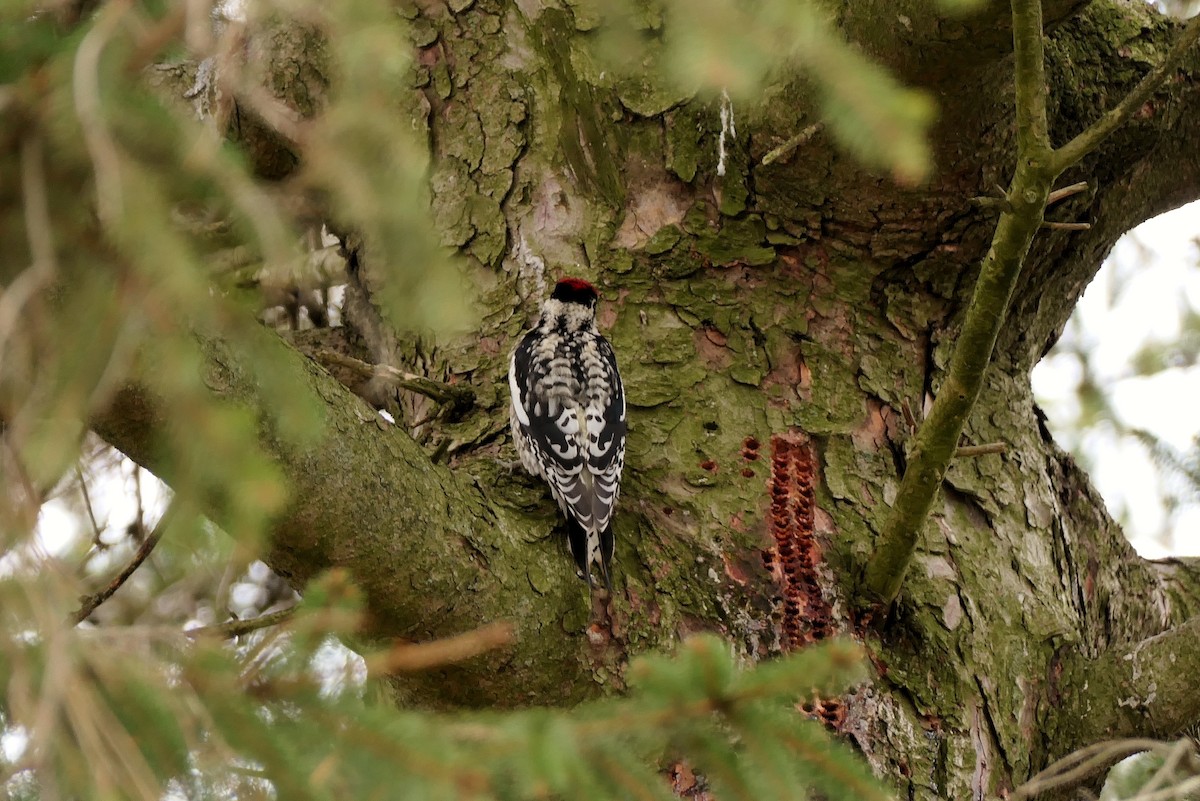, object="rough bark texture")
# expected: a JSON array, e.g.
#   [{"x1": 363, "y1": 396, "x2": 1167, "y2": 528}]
[{"x1": 96, "y1": 1, "x2": 1200, "y2": 799}]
